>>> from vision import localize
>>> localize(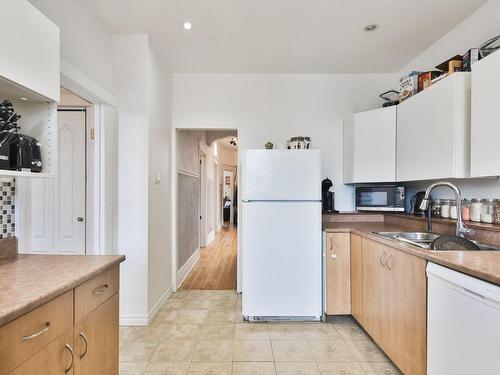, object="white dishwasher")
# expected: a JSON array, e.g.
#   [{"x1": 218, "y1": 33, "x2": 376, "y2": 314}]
[{"x1": 427, "y1": 263, "x2": 500, "y2": 375}]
